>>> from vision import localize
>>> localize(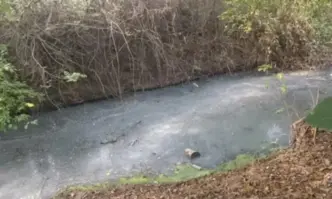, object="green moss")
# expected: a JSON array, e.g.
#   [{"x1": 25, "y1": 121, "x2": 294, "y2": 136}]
[
  {"x1": 216, "y1": 154, "x2": 256, "y2": 171},
  {"x1": 155, "y1": 164, "x2": 212, "y2": 183},
  {"x1": 52, "y1": 183, "x2": 112, "y2": 199},
  {"x1": 54, "y1": 154, "x2": 259, "y2": 197},
  {"x1": 119, "y1": 164, "x2": 212, "y2": 185},
  {"x1": 119, "y1": 175, "x2": 153, "y2": 184},
  {"x1": 118, "y1": 154, "x2": 257, "y2": 185},
  {"x1": 305, "y1": 97, "x2": 332, "y2": 131},
  {"x1": 65, "y1": 183, "x2": 110, "y2": 192}
]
